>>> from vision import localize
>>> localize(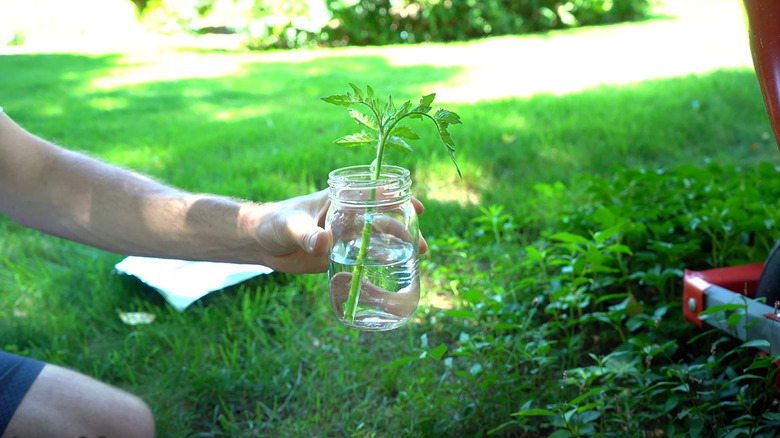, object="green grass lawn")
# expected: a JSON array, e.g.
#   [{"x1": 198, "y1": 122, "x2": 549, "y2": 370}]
[{"x1": 2, "y1": 11, "x2": 780, "y2": 436}]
